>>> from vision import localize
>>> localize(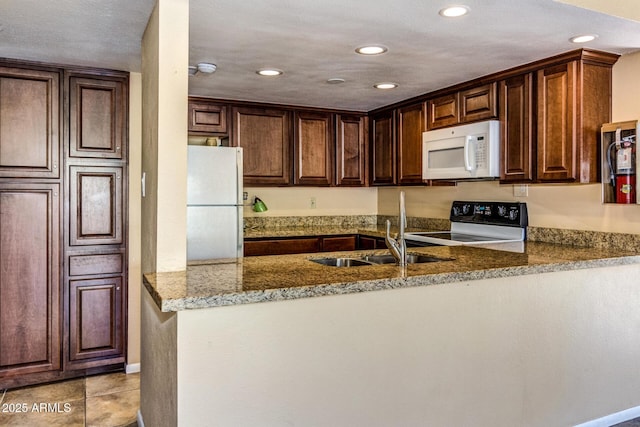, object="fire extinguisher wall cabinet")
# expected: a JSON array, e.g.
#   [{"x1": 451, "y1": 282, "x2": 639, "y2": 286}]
[{"x1": 601, "y1": 120, "x2": 639, "y2": 204}]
